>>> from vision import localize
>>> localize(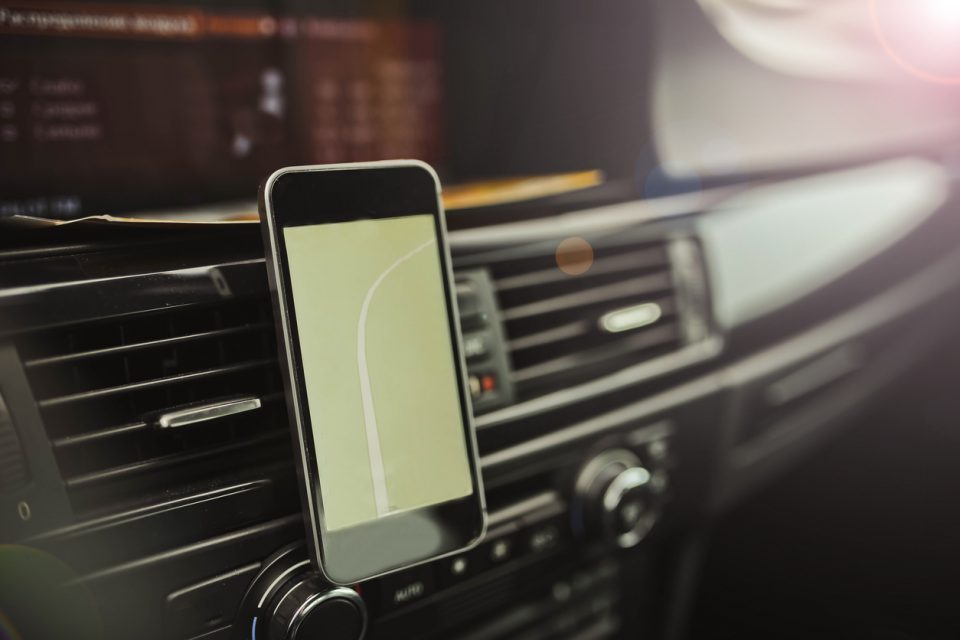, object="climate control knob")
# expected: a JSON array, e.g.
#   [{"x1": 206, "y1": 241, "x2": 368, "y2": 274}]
[
  {"x1": 573, "y1": 449, "x2": 660, "y2": 548},
  {"x1": 236, "y1": 543, "x2": 367, "y2": 640},
  {"x1": 269, "y1": 579, "x2": 365, "y2": 640}
]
